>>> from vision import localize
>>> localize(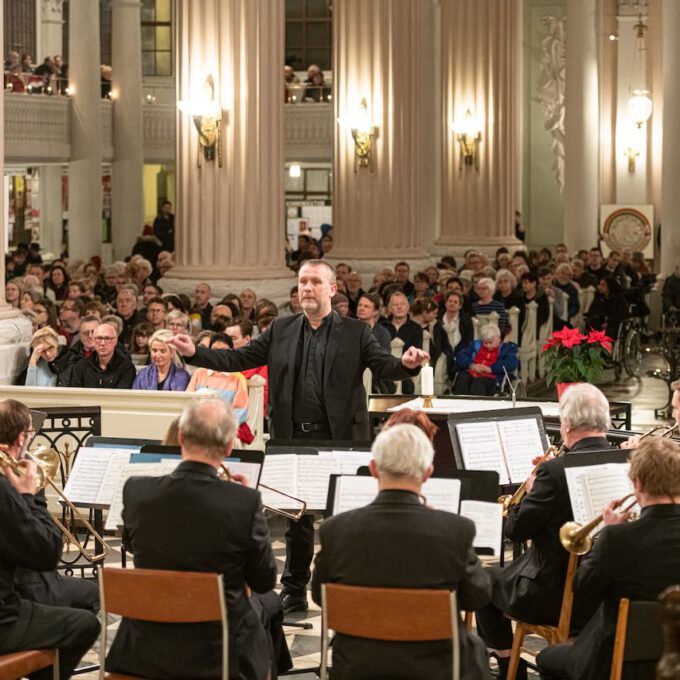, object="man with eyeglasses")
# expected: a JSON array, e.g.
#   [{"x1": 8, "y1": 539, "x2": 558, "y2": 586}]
[
  {"x1": 53, "y1": 315, "x2": 99, "y2": 387},
  {"x1": 69, "y1": 322, "x2": 136, "y2": 389}
]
